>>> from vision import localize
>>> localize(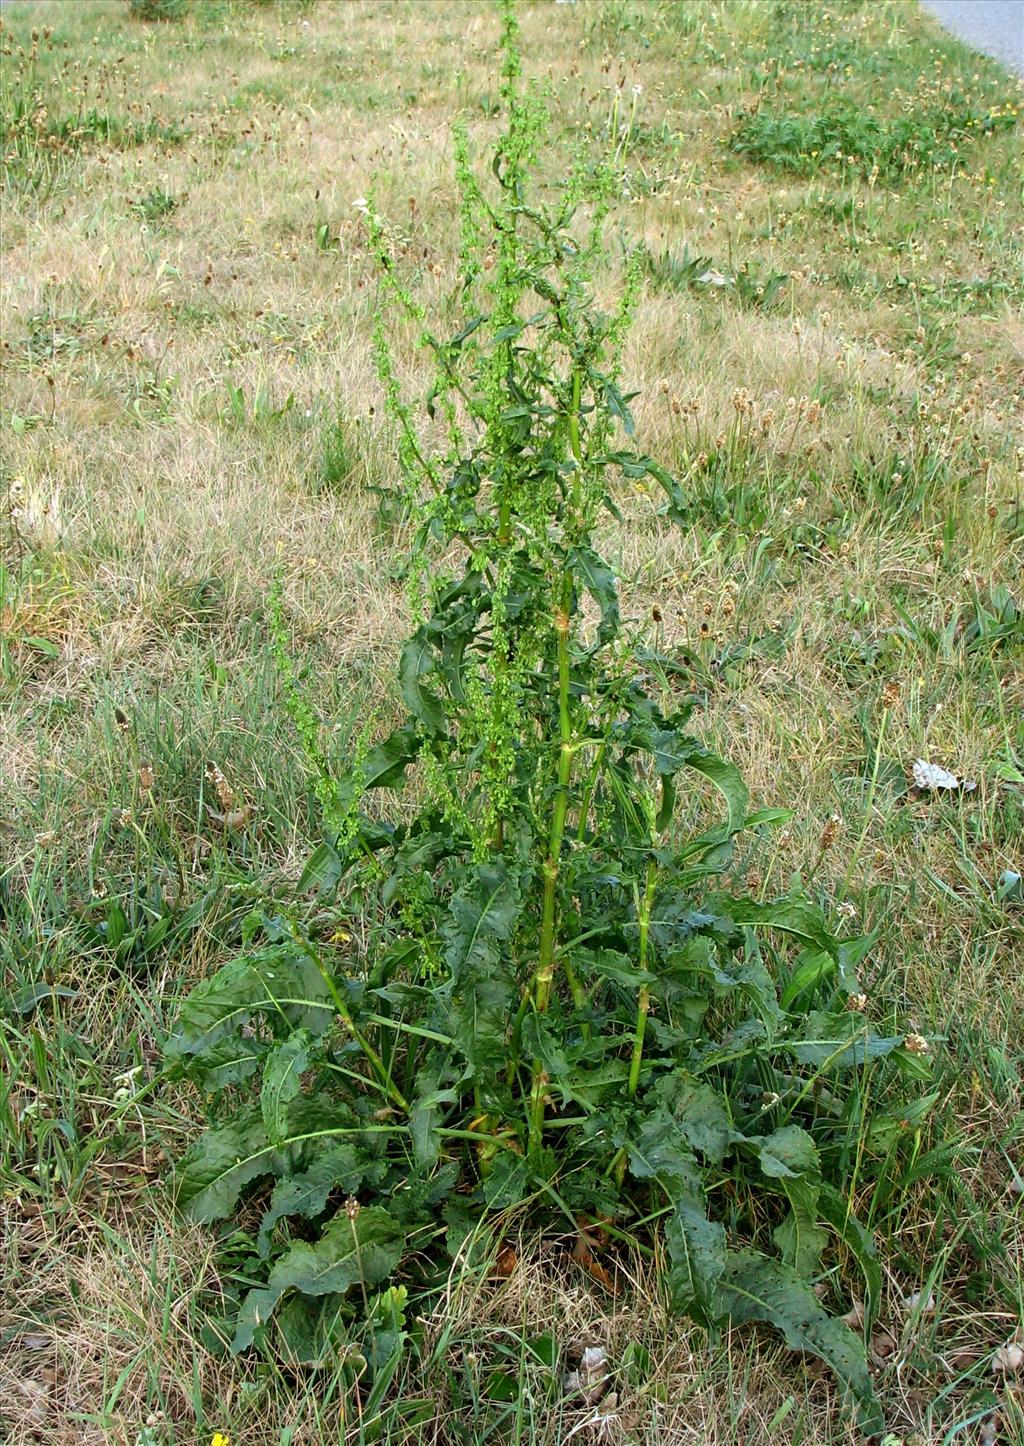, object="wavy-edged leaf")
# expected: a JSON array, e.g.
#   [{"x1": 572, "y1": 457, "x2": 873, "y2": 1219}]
[
  {"x1": 399, "y1": 630, "x2": 447, "y2": 734},
  {"x1": 664, "y1": 1194, "x2": 727, "y2": 1324},
  {"x1": 757, "y1": 1126, "x2": 826, "y2": 1278},
  {"x1": 442, "y1": 860, "x2": 520, "y2": 1071},
  {"x1": 165, "y1": 947, "x2": 333, "y2": 1065},
  {"x1": 640, "y1": 731, "x2": 748, "y2": 842},
  {"x1": 261, "y1": 1030, "x2": 314, "y2": 1146},
  {"x1": 360, "y1": 724, "x2": 422, "y2": 790},
  {"x1": 179, "y1": 1033, "x2": 265, "y2": 1090},
  {"x1": 257, "y1": 1142, "x2": 380, "y2": 1257},
  {"x1": 296, "y1": 842, "x2": 343, "y2": 896},
  {"x1": 574, "y1": 947, "x2": 655, "y2": 988},
  {"x1": 568, "y1": 546, "x2": 619, "y2": 646},
  {"x1": 521, "y1": 1013, "x2": 570, "y2": 1080},
  {"x1": 783, "y1": 1011, "x2": 904, "y2": 1069},
  {"x1": 175, "y1": 1106, "x2": 275, "y2": 1224},
  {"x1": 714, "y1": 896, "x2": 837, "y2": 956},
  {"x1": 716, "y1": 1251, "x2": 883, "y2": 1436},
  {"x1": 176, "y1": 1095, "x2": 362, "y2": 1224},
  {"x1": 232, "y1": 1205, "x2": 404, "y2": 1353},
  {"x1": 409, "y1": 1066, "x2": 457, "y2": 1168},
  {"x1": 643, "y1": 1075, "x2": 737, "y2": 1166},
  {"x1": 680, "y1": 744, "x2": 749, "y2": 840}
]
